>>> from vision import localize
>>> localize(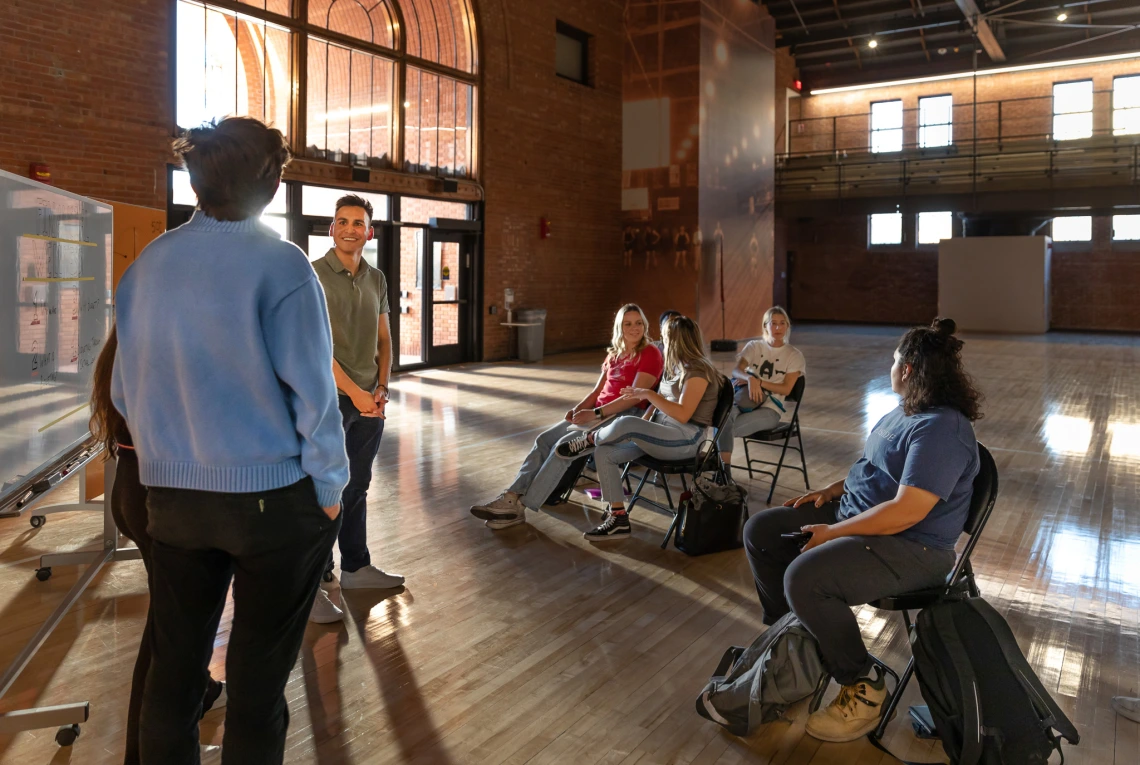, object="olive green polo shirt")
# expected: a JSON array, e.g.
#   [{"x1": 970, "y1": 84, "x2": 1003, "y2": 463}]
[{"x1": 313, "y1": 249, "x2": 389, "y2": 393}]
